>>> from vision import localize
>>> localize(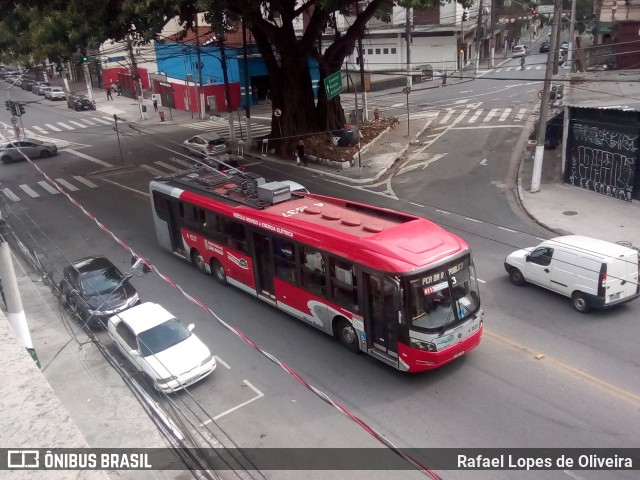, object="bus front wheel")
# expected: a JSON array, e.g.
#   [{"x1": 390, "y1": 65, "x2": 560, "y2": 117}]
[
  {"x1": 336, "y1": 318, "x2": 360, "y2": 353},
  {"x1": 211, "y1": 259, "x2": 227, "y2": 285}
]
